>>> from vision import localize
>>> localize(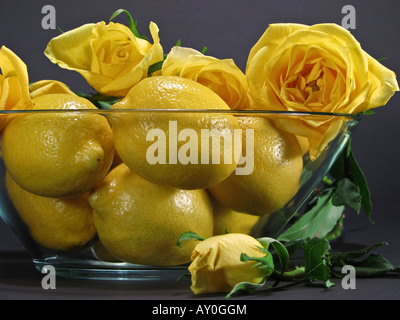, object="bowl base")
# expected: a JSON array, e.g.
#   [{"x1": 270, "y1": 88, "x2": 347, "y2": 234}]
[{"x1": 33, "y1": 258, "x2": 189, "y2": 281}]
